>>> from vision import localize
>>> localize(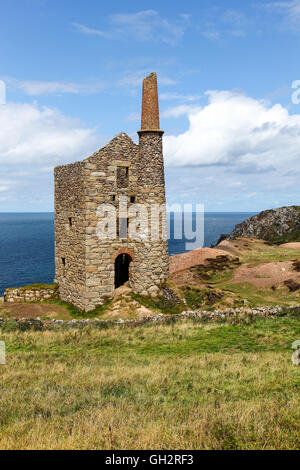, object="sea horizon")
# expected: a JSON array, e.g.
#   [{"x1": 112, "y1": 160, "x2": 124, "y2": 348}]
[{"x1": 0, "y1": 211, "x2": 257, "y2": 295}]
